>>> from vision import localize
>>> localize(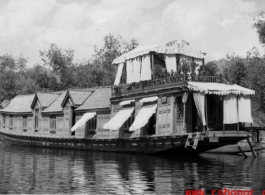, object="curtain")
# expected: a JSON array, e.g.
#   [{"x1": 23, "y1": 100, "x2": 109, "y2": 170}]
[
  {"x1": 126, "y1": 59, "x2": 133, "y2": 84},
  {"x1": 194, "y1": 59, "x2": 203, "y2": 75},
  {"x1": 223, "y1": 94, "x2": 238, "y2": 124},
  {"x1": 114, "y1": 63, "x2": 124, "y2": 85},
  {"x1": 238, "y1": 95, "x2": 253, "y2": 123},
  {"x1": 133, "y1": 57, "x2": 141, "y2": 83},
  {"x1": 182, "y1": 92, "x2": 189, "y2": 104},
  {"x1": 140, "y1": 54, "x2": 152, "y2": 81},
  {"x1": 193, "y1": 93, "x2": 206, "y2": 126},
  {"x1": 164, "y1": 54, "x2": 177, "y2": 73}
]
